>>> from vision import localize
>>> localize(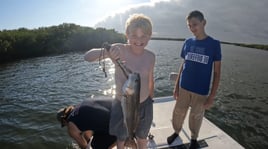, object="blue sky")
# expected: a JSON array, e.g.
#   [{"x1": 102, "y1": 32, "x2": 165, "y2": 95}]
[{"x1": 0, "y1": 0, "x2": 152, "y2": 30}]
